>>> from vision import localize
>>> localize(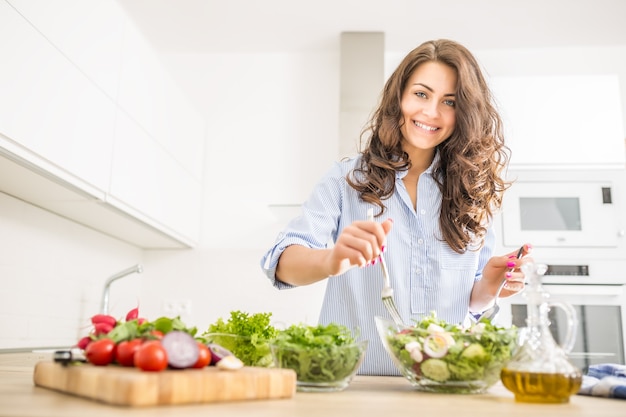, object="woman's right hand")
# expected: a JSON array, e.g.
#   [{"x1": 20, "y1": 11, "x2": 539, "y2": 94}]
[{"x1": 326, "y1": 218, "x2": 393, "y2": 276}]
